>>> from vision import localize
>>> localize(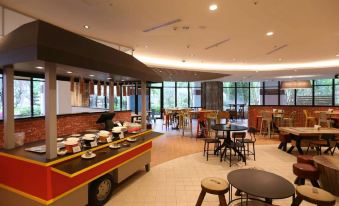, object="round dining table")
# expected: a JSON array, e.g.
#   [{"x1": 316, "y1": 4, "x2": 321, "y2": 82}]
[
  {"x1": 227, "y1": 169, "x2": 295, "y2": 204},
  {"x1": 212, "y1": 124, "x2": 248, "y2": 162}
]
